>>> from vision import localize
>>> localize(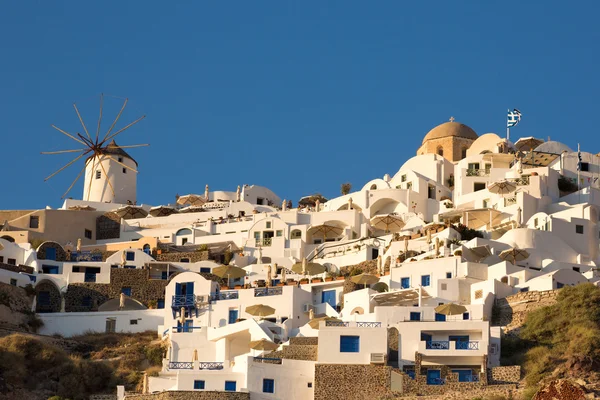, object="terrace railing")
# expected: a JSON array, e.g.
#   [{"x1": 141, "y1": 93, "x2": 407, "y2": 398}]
[
  {"x1": 210, "y1": 290, "x2": 239, "y2": 301},
  {"x1": 356, "y1": 322, "x2": 382, "y2": 328},
  {"x1": 169, "y1": 361, "x2": 193, "y2": 370},
  {"x1": 171, "y1": 294, "x2": 196, "y2": 307},
  {"x1": 70, "y1": 251, "x2": 103, "y2": 262},
  {"x1": 425, "y1": 341, "x2": 450, "y2": 350},
  {"x1": 254, "y1": 287, "x2": 282, "y2": 297},
  {"x1": 325, "y1": 321, "x2": 349, "y2": 327},
  {"x1": 199, "y1": 362, "x2": 224, "y2": 370},
  {"x1": 456, "y1": 341, "x2": 479, "y2": 350}
]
